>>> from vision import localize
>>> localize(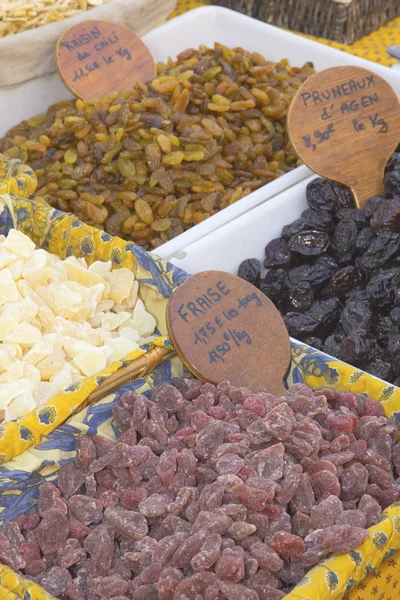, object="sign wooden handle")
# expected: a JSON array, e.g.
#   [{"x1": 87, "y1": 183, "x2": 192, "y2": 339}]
[
  {"x1": 56, "y1": 20, "x2": 156, "y2": 101},
  {"x1": 288, "y1": 66, "x2": 400, "y2": 208},
  {"x1": 167, "y1": 271, "x2": 291, "y2": 394}
]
